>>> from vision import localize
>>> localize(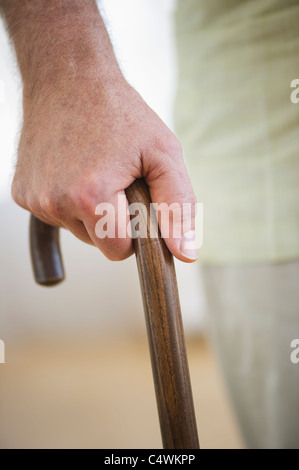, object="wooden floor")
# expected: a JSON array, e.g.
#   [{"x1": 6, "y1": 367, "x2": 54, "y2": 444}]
[{"x1": 0, "y1": 333, "x2": 244, "y2": 449}]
